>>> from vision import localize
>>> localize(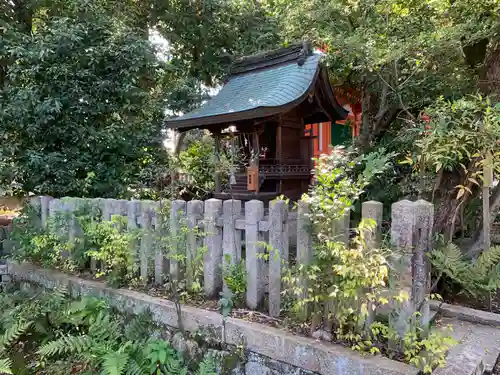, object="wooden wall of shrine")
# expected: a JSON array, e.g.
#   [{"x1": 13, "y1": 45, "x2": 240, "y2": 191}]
[{"x1": 307, "y1": 89, "x2": 362, "y2": 158}]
